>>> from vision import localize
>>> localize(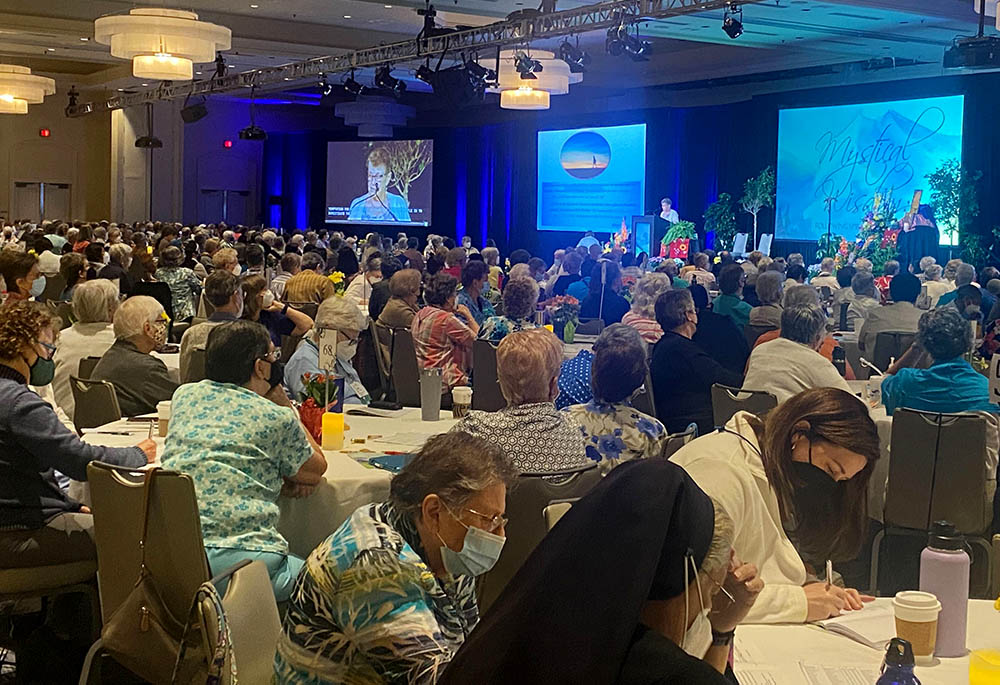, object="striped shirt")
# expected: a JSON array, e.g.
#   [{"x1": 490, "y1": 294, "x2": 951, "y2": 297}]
[
  {"x1": 412, "y1": 306, "x2": 476, "y2": 390},
  {"x1": 282, "y1": 270, "x2": 335, "y2": 304},
  {"x1": 621, "y1": 311, "x2": 664, "y2": 344}
]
